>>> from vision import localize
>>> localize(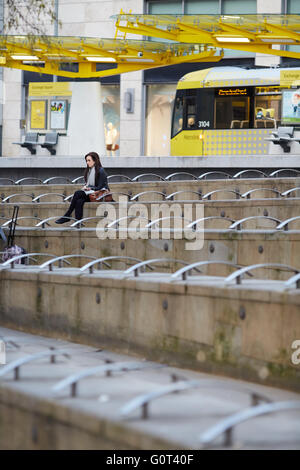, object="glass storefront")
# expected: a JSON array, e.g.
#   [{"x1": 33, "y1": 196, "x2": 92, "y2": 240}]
[
  {"x1": 145, "y1": 84, "x2": 177, "y2": 156},
  {"x1": 101, "y1": 85, "x2": 120, "y2": 156}
]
